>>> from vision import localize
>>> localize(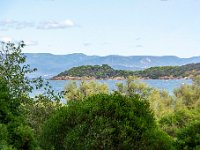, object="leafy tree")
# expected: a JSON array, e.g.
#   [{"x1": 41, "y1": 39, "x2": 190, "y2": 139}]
[
  {"x1": 174, "y1": 75, "x2": 200, "y2": 109},
  {"x1": 0, "y1": 42, "x2": 61, "y2": 149},
  {"x1": 176, "y1": 120, "x2": 200, "y2": 149},
  {"x1": 0, "y1": 41, "x2": 39, "y2": 98},
  {"x1": 64, "y1": 80, "x2": 109, "y2": 101},
  {"x1": 116, "y1": 76, "x2": 175, "y2": 119},
  {"x1": 159, "y1": 108, "x2": 200, "y2": 138},
  {"x1": 54, "y1": 63, "x2": 200, "y2": 79},
  {"x1": 116, "y1": 76, "x2": 153, "y2": 98},
  {"x1": 0, "y1": 123, "x2": 9, "y2": 147},
  {"x1": 0, "y1": 77, "x2": 38, "y2": 149},
  {"x1": 23, "y1": 95, "x2": 62, "y2": 137},
  {"x1": 148, "y1": 89, "x2": 174, "y2": 119},
  {"x1": 40, "y1": 94, "x2": 174, "y2": 150},
  {"x1": 0, "y1": 41, "x2": 62, "y2": 100}
]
